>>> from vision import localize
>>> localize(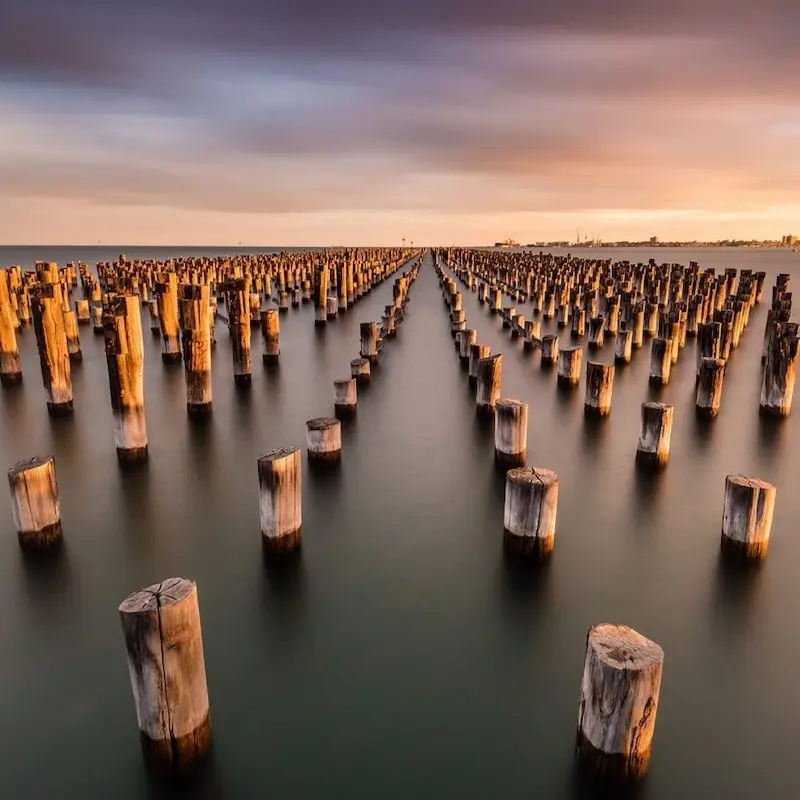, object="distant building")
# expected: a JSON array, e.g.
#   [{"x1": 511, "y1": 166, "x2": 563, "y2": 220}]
[
  {"x1": 782, "y1": 234, "x2": 797, "y2": 247},
  {"x1": 649, "y1": 236, "x2": 658, "y2": 246}
]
